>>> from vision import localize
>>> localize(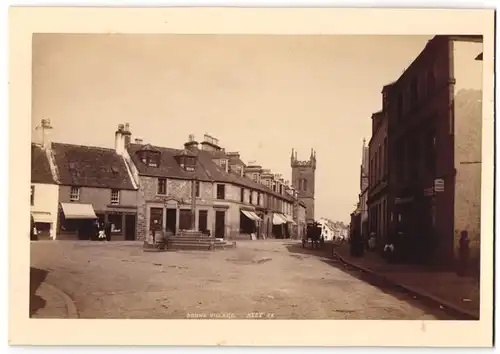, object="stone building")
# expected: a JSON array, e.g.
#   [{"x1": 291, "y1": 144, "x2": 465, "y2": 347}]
[
  {"x1": 385, "y1": 35, "x2": 483, "y2": 267},
  {"x1": 114, "y1": 129, "x2": 297, "y2": 242},
  {"x1": 291, "y1": 148, "x2": 316, "y2": 223},
  {"x1": 30, "y1": 120, "x2": 139, "y2": 241}
]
